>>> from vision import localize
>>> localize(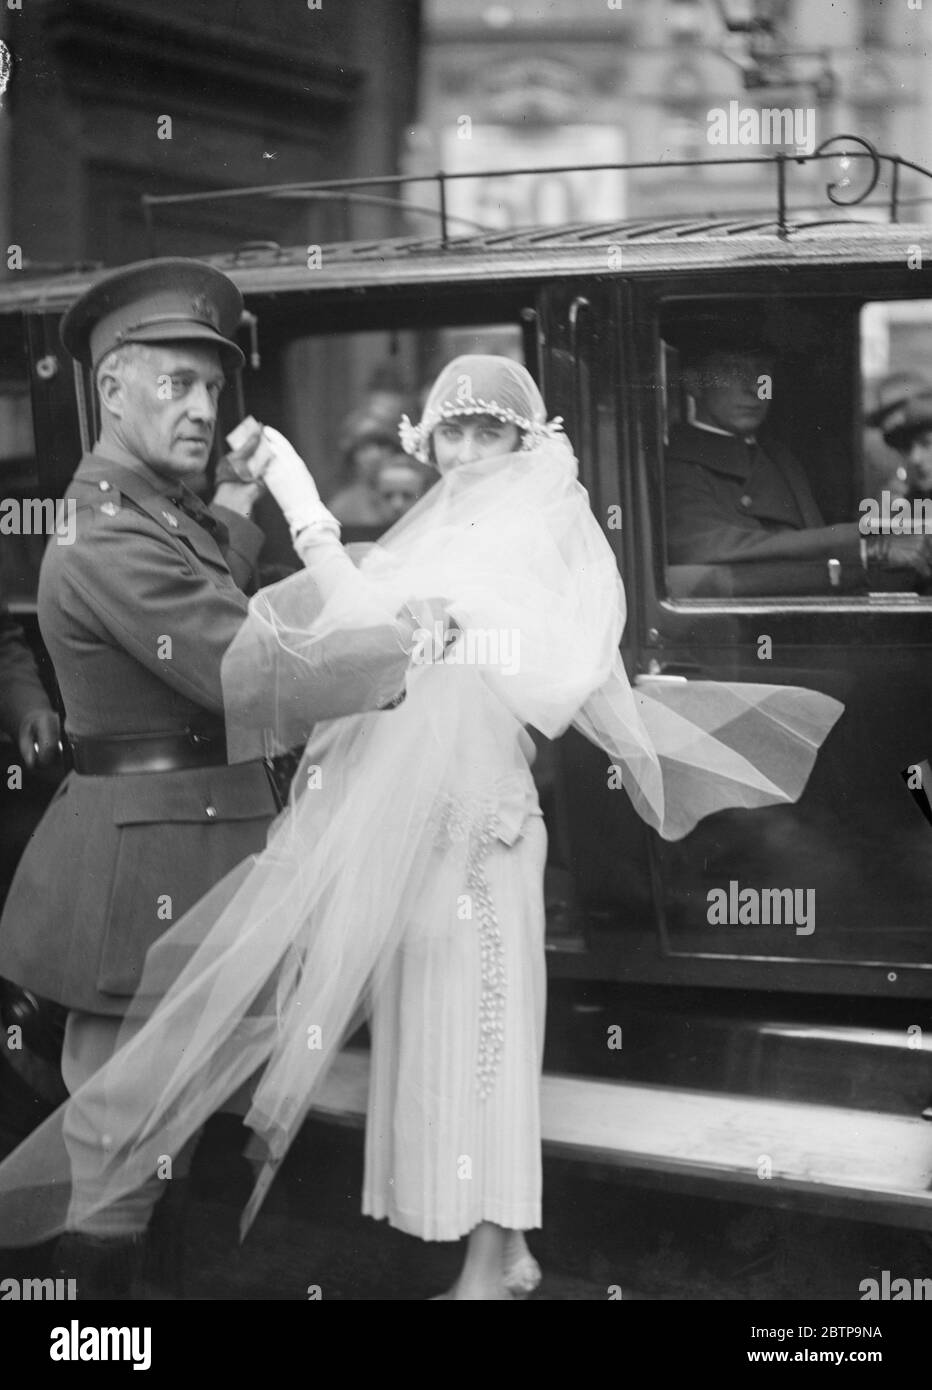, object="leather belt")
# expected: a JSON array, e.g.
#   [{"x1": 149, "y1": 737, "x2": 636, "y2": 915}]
[{"x1": 68, "y1": 729, "x2": 228, "y2": 776}]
